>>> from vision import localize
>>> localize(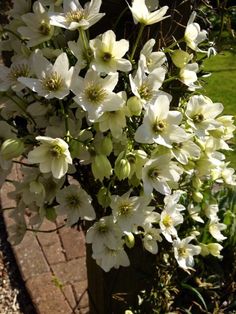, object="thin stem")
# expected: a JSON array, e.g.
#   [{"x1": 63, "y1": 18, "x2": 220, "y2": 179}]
[
  {"x1": 130, "y1": 23, "x2": 145, "y2": 61},
  {"x1": 26, "y1": 224, "x2": 65, "y2": 233},
  {"x1": 0, "y1": 207, "x2": 16, "y2": 211},
  {"x1": 164, "y1": 76, "x2": 177, "y2": 84},
  {"x1": 6, "y1": 93, "x2": 36, "y2": 126},
  {"x1": 13, "y1": 160, "x2": 37, "y2": 167},
  {"x1": 79, "y1": 28, "x2": 91, "y2": 64},
  {"x1": 59, "y1": 100, "x2": 70, "y2": 142},
  {"x1": 113, "y1": 6, "x2": 129, "y2": 30},
  {"x1": 2, "y1": 28, "x2": 27, "y2": 43}
]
